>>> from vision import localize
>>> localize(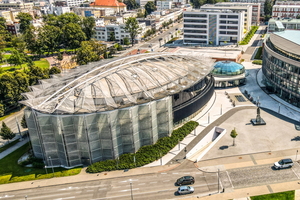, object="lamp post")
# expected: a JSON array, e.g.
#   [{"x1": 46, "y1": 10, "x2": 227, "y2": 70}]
[
  {"x1": 296, "y1": 150, "x2": 299, "y2": 161},
  {"x1": 25, "y1": 195, "x2": 27, "y2": 200},
  {"x1": 130, "y1": 182, "x2": 133, "y2": 200},
  {"x1": 217, "y1": 169, "x2": 220, "y2": 193},
  {"x1": 220, "y1": 104, "x2": 222, "y2": 115},
  {"x1": 44, "y1": 165, "x2": 48, "y2": 174},
  {"x1": 208, "y1": 113, "x2": 210, "y2": 124},
  {"x1": 178, "y1": 139, "x2": 180, "y2": 151},
  {"x1": 48, "y1": 156, "x2": 55, "y2": 177},
  {"x1": 184, "y1": 147, "x2": 187, "y2": 159}
]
